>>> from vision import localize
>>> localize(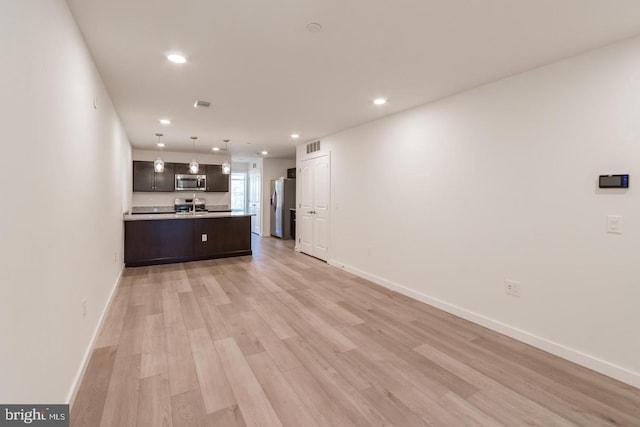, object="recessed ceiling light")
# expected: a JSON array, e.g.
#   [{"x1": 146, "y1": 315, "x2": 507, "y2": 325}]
[
  {"x1": 307, "y1": 23, "x2": 322, "y2": 33},
  {"x1": 167, "y1": 54, "x2": 187, "y2": 64},
  {"x1": 261, "y1": 151, "x2": 268, "y2": 155},
  {"x1": 159, "y1": 119, "x2": 171, "y2": 125},
  {"x1": 291, "y1": 134, "x2": 300, "y2": 139},
  {"x1": 212, "y1": 147, "x2": 220, "y2": 151},
  {"x1": 157, "y1": 143, "x2": 165, "y2": 148},
  {"x1": 373, "y1": 98, "x2": 387, "y2": 105}
]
